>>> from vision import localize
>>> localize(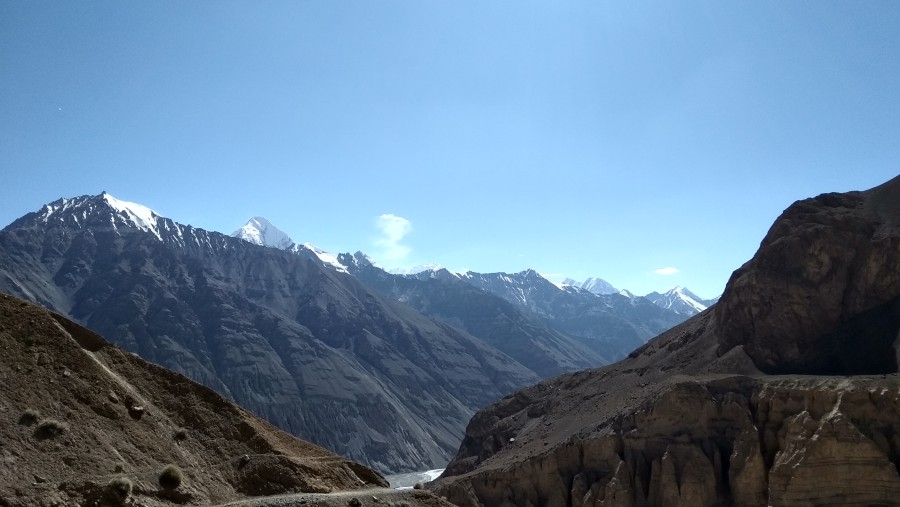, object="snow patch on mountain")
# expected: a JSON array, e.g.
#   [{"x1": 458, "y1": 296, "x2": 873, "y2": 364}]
[
  {"x1": 39, "y1": 198, "x2": 79, "y2": 223},
  {"x1": 337, "y1": 251, "x2": 381, "y2": 270},
  {"x1": 671, "y1": 286, "x2": 708, "y2": 313},
  {"x1": 295, "y1": 243, "x2": 348, "y2": 273},
  {"x1": 101, "y1": 193, "x2": 163, "y2": 240}
]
